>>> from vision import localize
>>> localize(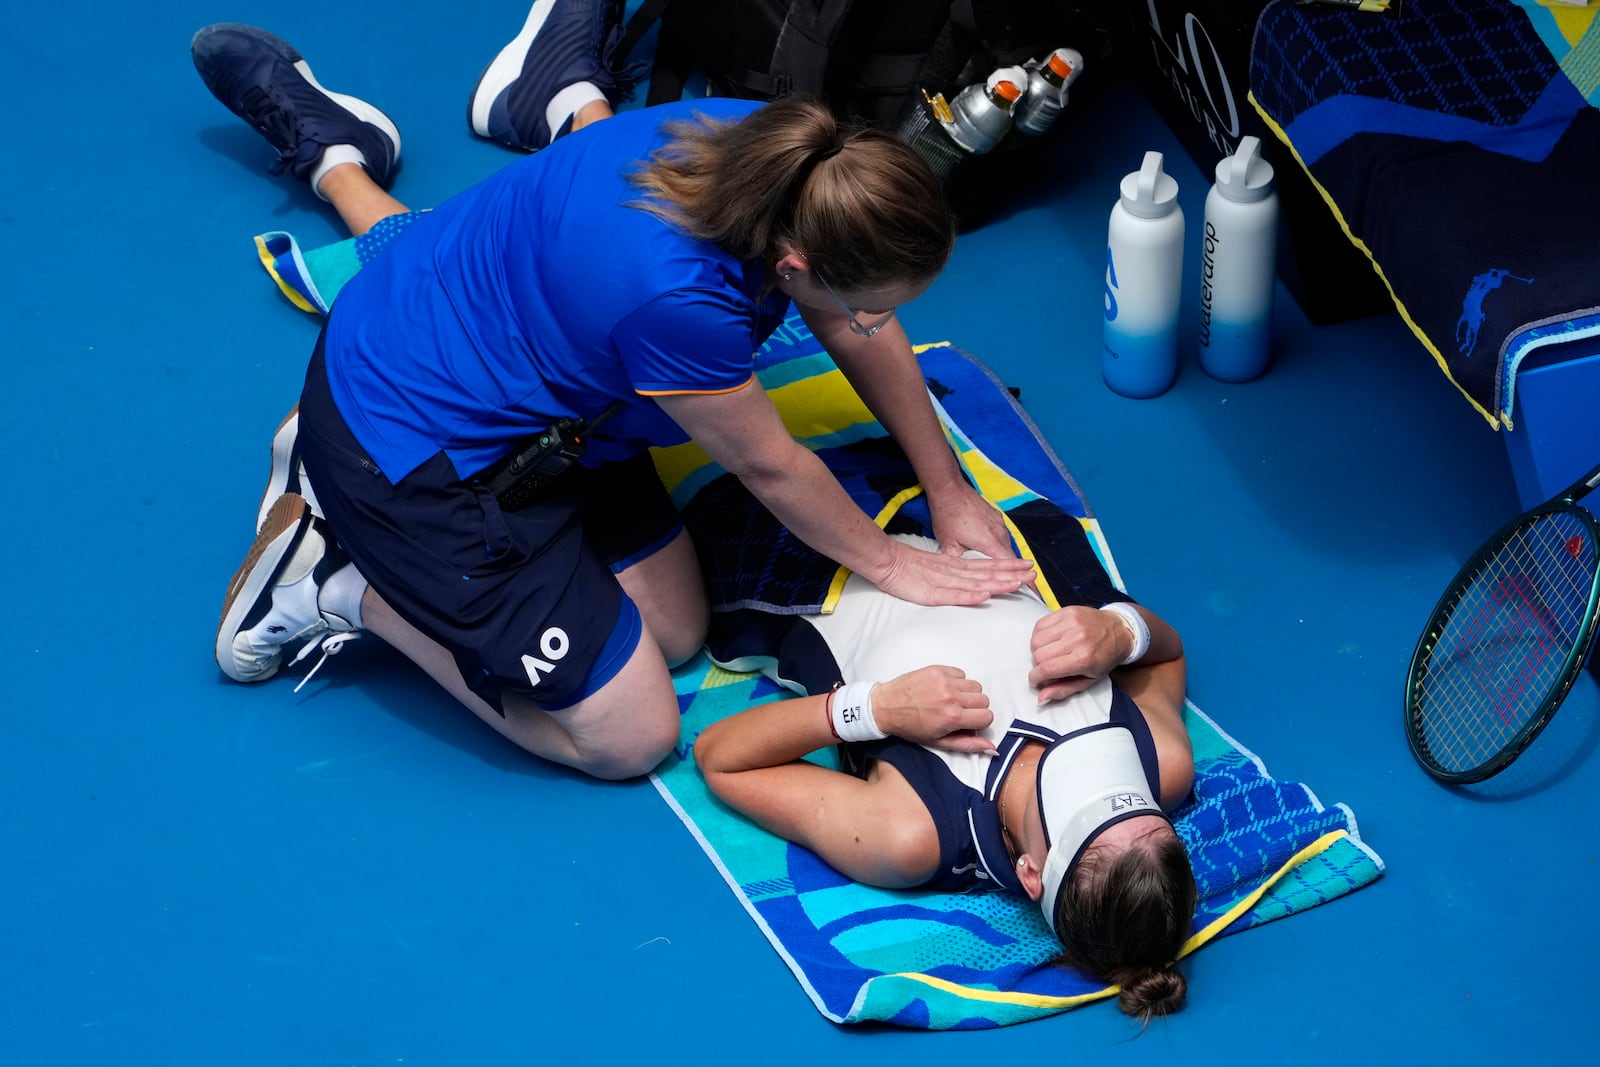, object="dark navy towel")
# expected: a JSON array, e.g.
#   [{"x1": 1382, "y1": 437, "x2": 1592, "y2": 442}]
[{"x1": 1251, "y1": 0, "x2": 1600, "y2": 425}]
